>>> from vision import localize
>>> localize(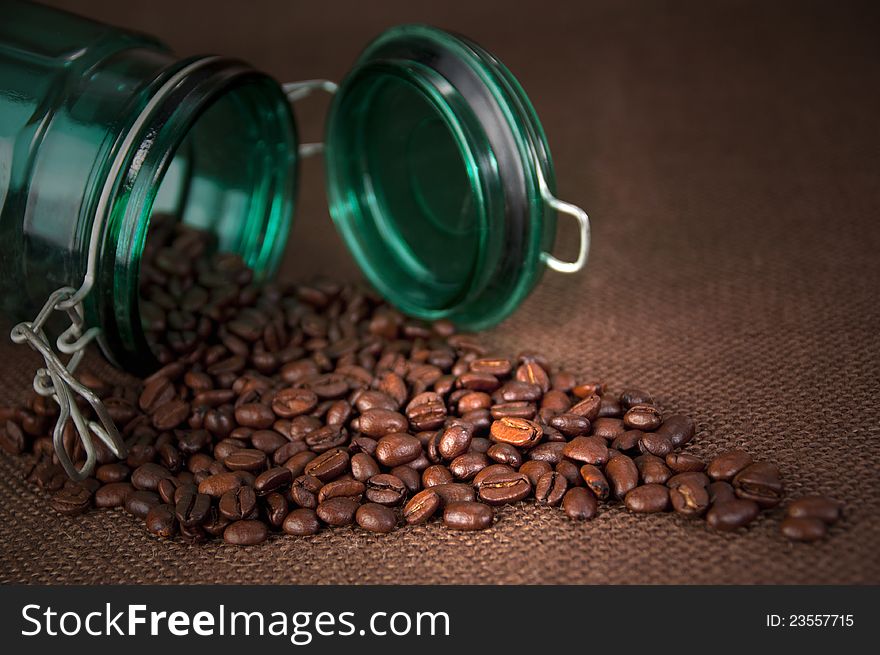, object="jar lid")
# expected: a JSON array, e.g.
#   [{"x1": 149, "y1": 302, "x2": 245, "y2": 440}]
[{"x1": 324, "y1": 25, "x2": 582, "y2": 330}]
